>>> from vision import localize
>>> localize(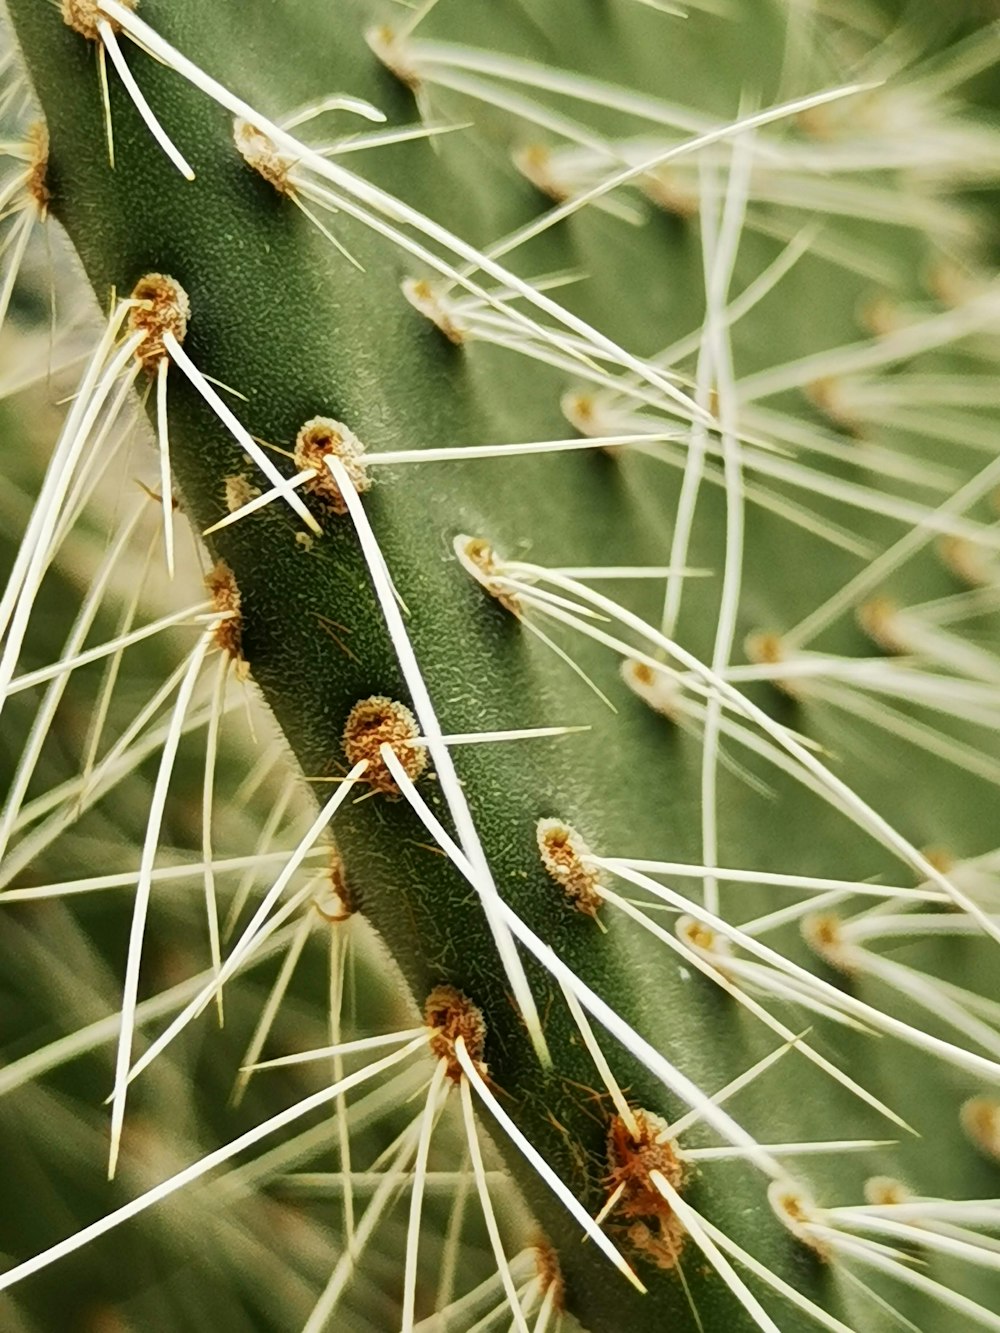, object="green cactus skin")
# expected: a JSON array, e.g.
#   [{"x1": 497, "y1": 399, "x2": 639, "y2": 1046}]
[{"x1": 2, "y1": 1, "x2": 1000, "y2": 1330}]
